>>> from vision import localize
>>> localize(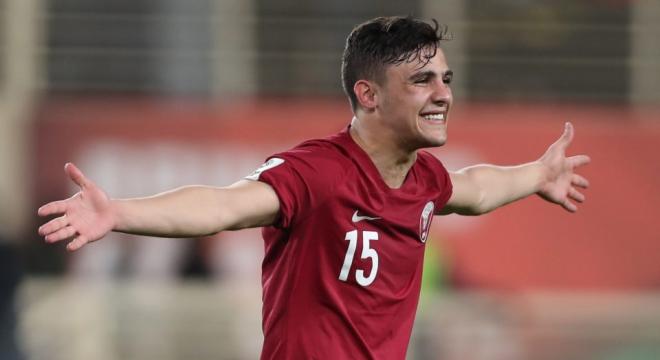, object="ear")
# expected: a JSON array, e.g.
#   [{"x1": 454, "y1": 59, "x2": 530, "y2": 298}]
[{"x1": 353, "y1": 80, "x2": 378, "y2": 111}]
